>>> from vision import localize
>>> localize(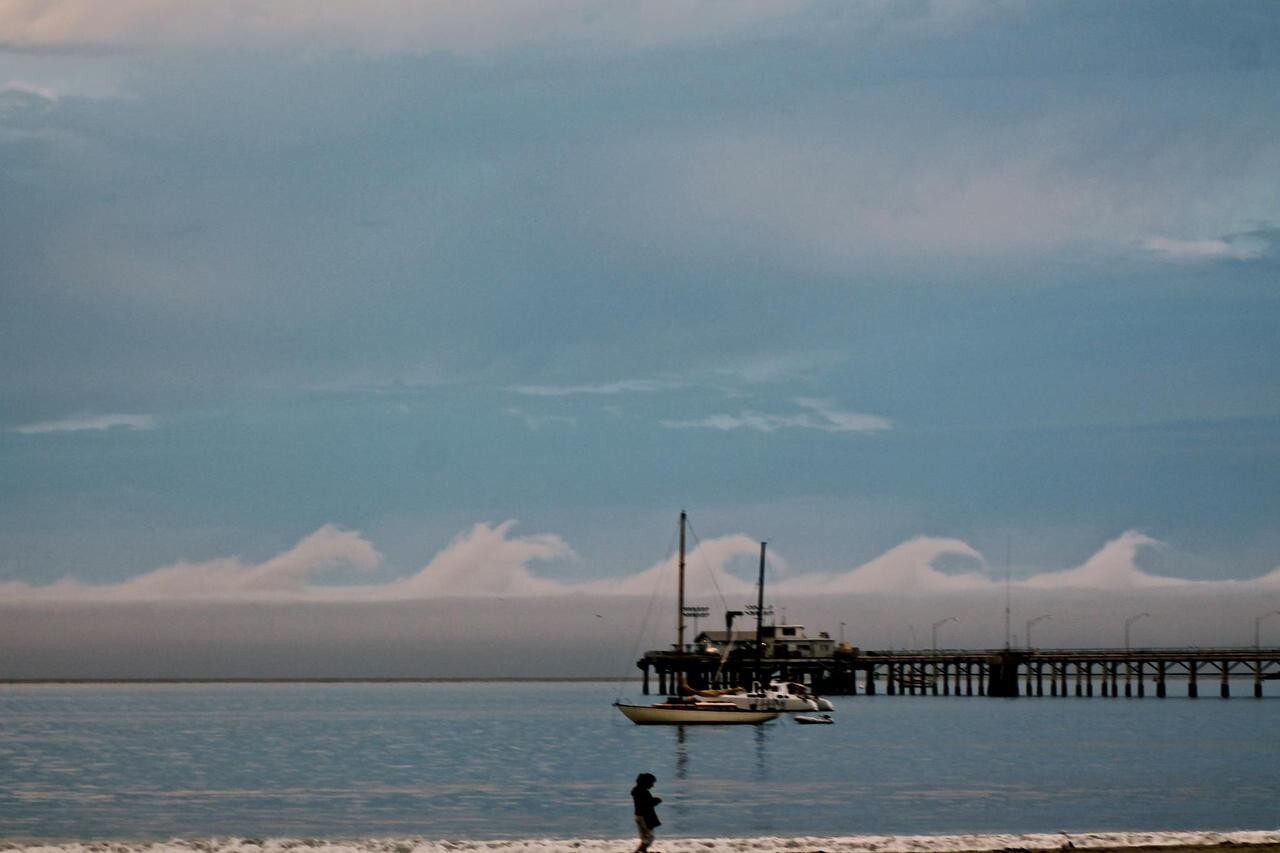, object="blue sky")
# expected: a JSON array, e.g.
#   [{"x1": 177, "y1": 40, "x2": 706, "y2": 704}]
[{"x1": 1, "y1": 2, "x2": 1279, "y2": 674}]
